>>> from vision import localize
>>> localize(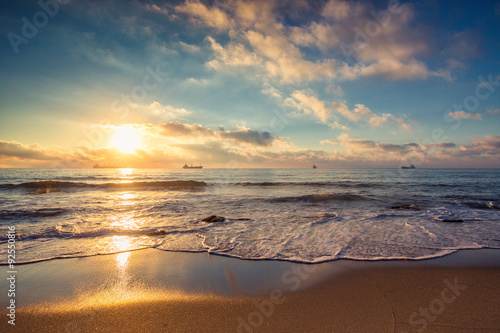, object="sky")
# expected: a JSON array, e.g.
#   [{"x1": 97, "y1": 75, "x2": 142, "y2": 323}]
[{"x1": 0, "y1": 0, "x2": 499, "y2": 168}]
